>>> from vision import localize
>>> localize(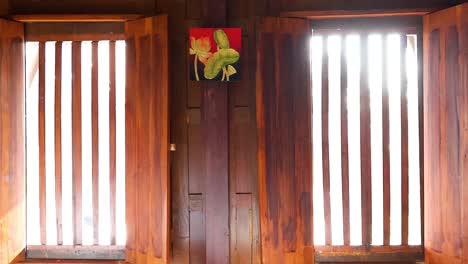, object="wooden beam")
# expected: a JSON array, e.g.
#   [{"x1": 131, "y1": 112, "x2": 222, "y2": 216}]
[
  {"x1": 25, "y1": 22, "x2": 125, "y2": 42},
  {"x1": 281, "y1": 8, "x2": 434, "y2": 19},
  {"x1": 315, "y1": 245, "x2": 424, "y2": 262},
  {"x1": 26, "y1": 245, "x2": 125, "y2": 260},
  {"x1": 54, "y1": 41, "x2": 63, "y2": 246},
  {"x1": 38, "y1": 41, "x2": 47, "y2": 246},
  {"x1": 91, "y1": 40, "x2": 99, "y2": 245},
  {"x1": 11, "y1": 14, "x2": 143, "y2": 22},
  {"x1": 382, "y1": 34, "x2": 391, "y2": 246},
  {"x1": 72, "y1": 41, "x2": 83, "y2": 246}
]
